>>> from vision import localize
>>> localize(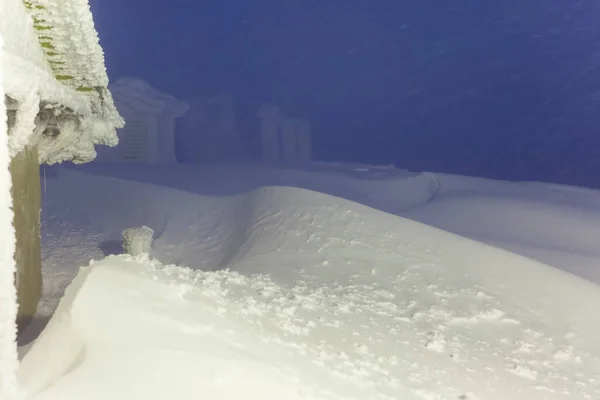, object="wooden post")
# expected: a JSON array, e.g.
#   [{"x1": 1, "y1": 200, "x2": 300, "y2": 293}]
[{"x1": 10, "y1": 145, "x2": 42, "y2": 334}]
